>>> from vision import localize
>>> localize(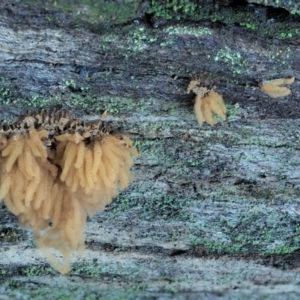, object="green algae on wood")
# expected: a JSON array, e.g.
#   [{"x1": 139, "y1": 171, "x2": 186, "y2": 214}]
[
  {"x1": 21, "y1": 0, "x2": 141, "y2": 25},
  {"x1": 147, "y1": 0, "x2": 300, "y2": 39}
]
